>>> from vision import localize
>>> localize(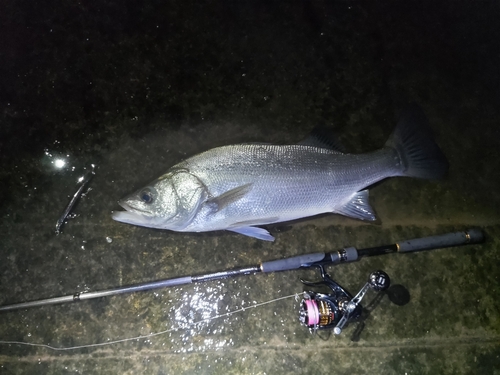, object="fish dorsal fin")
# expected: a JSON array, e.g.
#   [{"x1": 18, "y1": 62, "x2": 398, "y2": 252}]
[
  {"x1": 207, "y1": 183, "x2": 253, "y2": 211},
  {"x1": 298, "y1": 126, "x2": 346, "y2": 153},
  {"x1": 334, "y1": 190, "x2": 377, "y2": 221}
]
